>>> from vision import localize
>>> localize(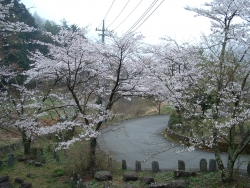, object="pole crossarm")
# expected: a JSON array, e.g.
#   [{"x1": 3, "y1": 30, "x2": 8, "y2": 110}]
[{"x1": 96, "y1": 20, "x2": 113, "y2": 43}]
